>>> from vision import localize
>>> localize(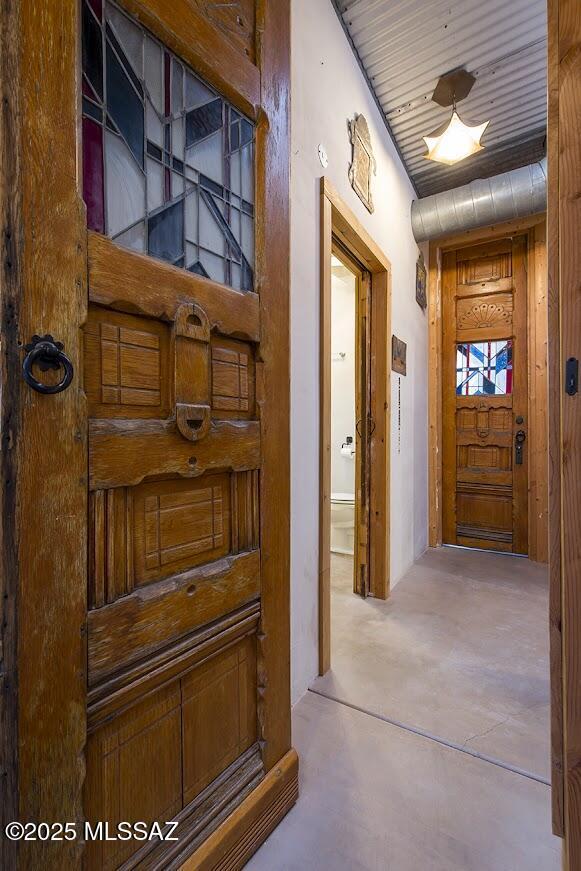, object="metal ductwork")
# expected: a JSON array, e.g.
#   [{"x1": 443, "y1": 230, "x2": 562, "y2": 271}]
[{"x1": 411, "y1": 159, "x2": 547, "y2": 242}]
